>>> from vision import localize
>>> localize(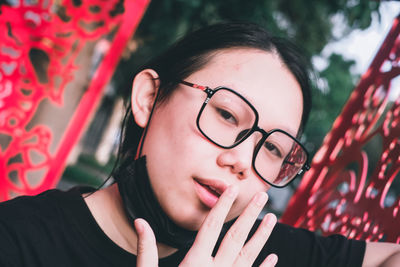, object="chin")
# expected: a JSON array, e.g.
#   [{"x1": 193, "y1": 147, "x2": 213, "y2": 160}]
[
  {"x1": 178, "y1": 219, "x2": 203, "y2": 231},
  {"x1": 169, "y1": 204, "x2": 208, "y2": 231}
]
